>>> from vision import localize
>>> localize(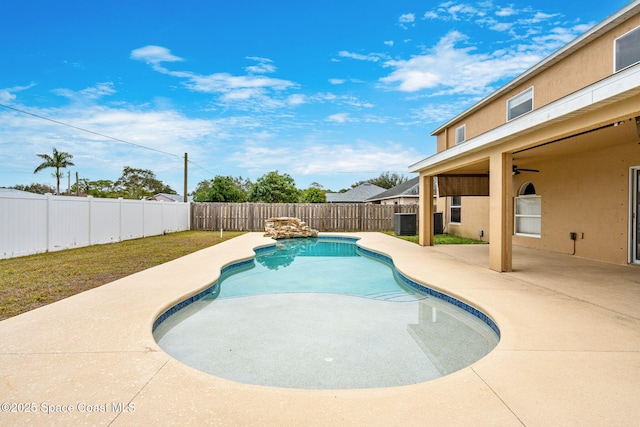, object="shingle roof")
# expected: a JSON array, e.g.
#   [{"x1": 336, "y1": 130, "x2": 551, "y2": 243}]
[
  {"x1": 326, "y1": 183, "x2": 386, "y2": 203},
  {"x1": 365, "y1": 177, "x2": 419, "y2": 202},
  {"x1": 0, "y1": 188, "x2": 45, "y2": 198},
  {"x1": 154, "y1": 193, "x2": 192, "y2": 202}
]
